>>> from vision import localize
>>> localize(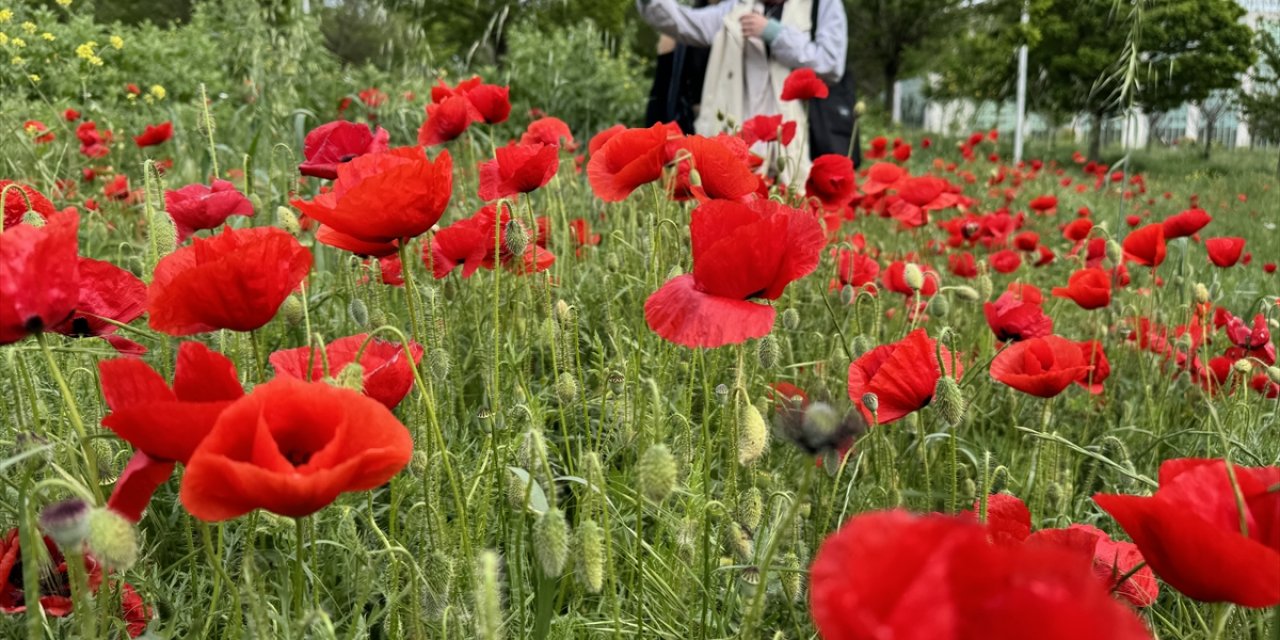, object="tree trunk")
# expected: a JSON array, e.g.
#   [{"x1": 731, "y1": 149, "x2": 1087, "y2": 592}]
[
  {"x1": 1089, "y1": 110, "x2": 1104, "y2": 161},
  {"x1": 882, "y1": 58, "x2": 900, "y2": 115},
  {"x1": 1202, "y1": 119, "x2": 1213, "y2": 160}
]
